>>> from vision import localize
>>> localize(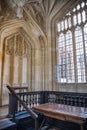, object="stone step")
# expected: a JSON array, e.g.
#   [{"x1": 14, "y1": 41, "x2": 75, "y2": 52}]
[
  {"x1": 15, "y1": 110, "x2": 34, "y2": 130},
  {"x1": 0, "y1": 119, "x2": 17, "y2": 130}
]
